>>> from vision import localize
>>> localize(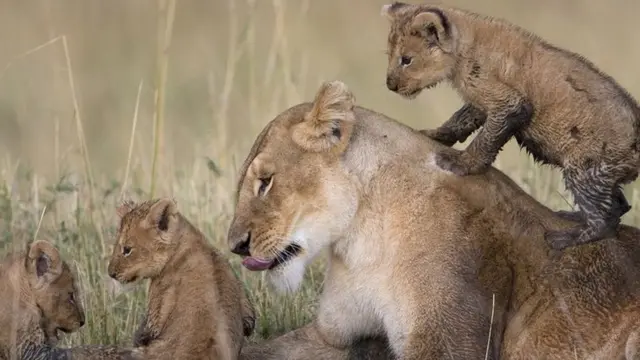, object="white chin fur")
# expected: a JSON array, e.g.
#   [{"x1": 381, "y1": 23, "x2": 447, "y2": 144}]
[{"x1": 267, "y1": 256, "x2": 307, "y2": 294}]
